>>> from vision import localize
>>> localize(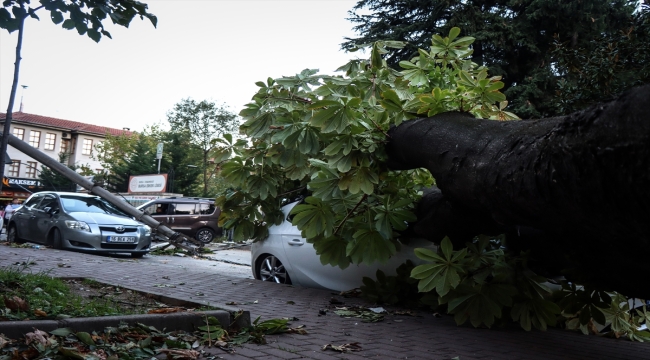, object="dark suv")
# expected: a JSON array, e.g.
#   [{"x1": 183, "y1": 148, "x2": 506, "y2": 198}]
[{"x1": 138, "y1": 197, "x2": 222, "y2": 243}]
